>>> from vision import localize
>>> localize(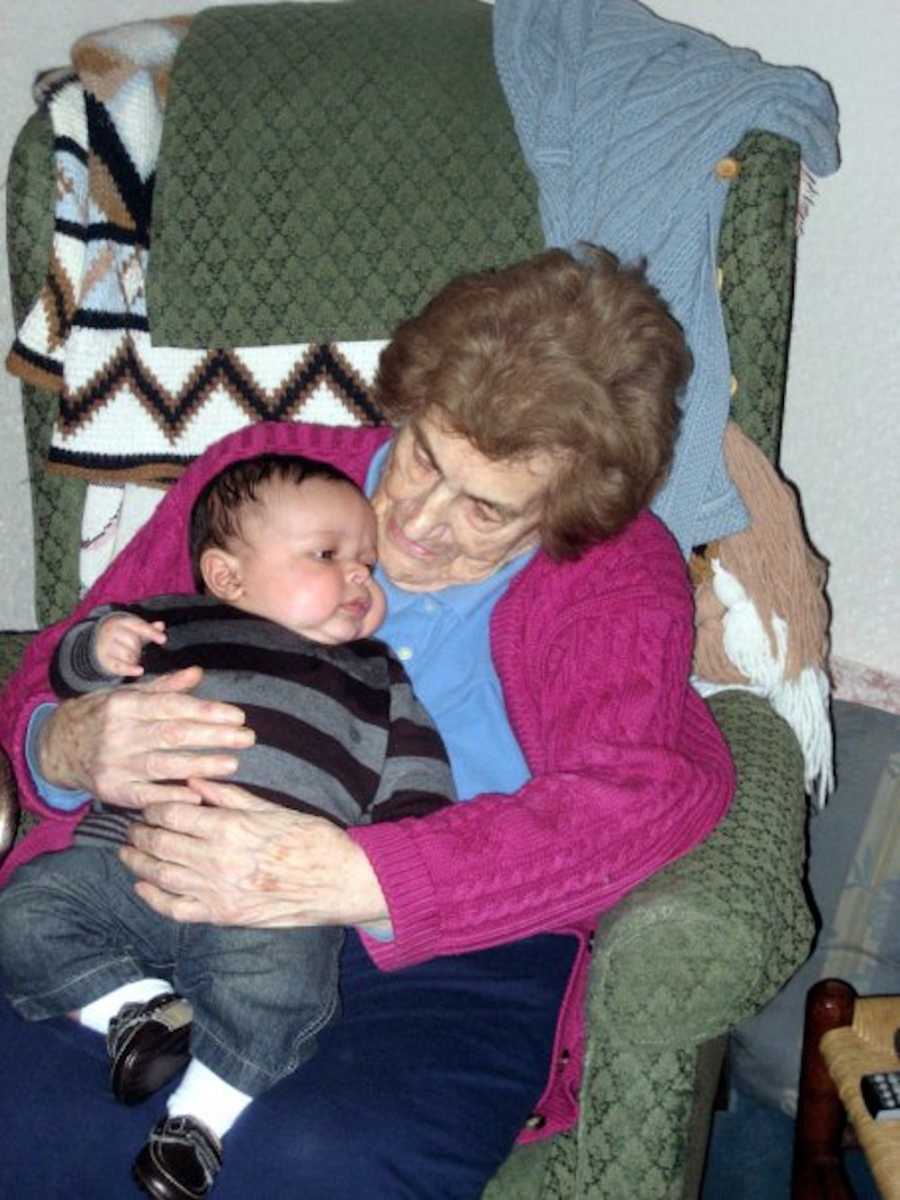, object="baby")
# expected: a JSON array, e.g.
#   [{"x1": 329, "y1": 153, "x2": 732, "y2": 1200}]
[{"x1": 0, "y1": 452, "x2": 455, "y2": 1200}]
